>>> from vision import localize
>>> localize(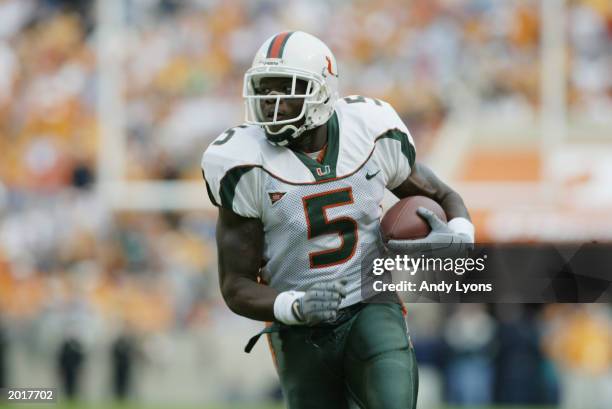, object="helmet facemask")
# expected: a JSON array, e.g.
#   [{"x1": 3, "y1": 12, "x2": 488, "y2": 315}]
[{"x1": 243, "y1": 68, "x2": 331, "y2": 146}]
